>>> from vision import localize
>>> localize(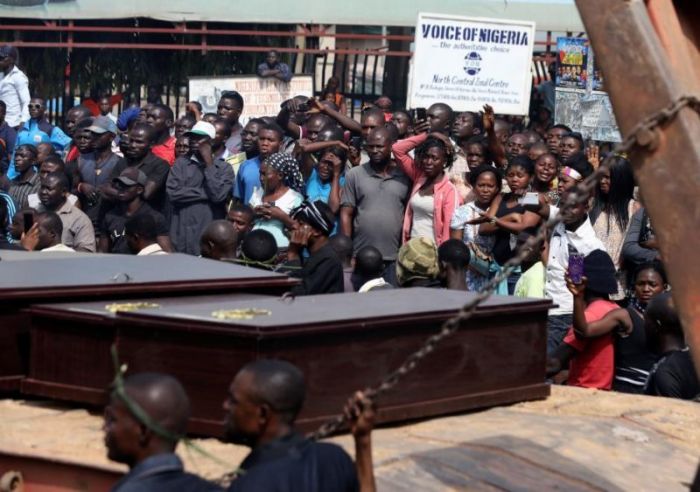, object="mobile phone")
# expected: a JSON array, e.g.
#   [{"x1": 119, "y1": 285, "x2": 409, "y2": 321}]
[
  {"x1": 23, "y1": 212, "x2": 33, "y2": 233},
  {"x1": 349, "y1": 136, "x2": 362, "y2": 150},
  {"x1": 518, "y1": 192, "x2": 539, "y2": 206},
  {"x1": 265, "y1": 201, "x2": 276, "y2": 207},
  {"x1": 568, "y1": 253, "x2": 585, "y2": 284},
  {"x1": 411, "y1": 107, "x2": 427, "y2": 122}
]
